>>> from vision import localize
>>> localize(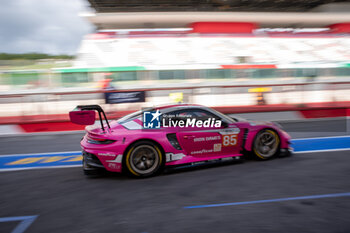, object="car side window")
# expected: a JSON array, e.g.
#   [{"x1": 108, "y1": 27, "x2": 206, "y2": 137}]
[{"x1": 193, "y1": 110, "x2": 218, "y2": 120}]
